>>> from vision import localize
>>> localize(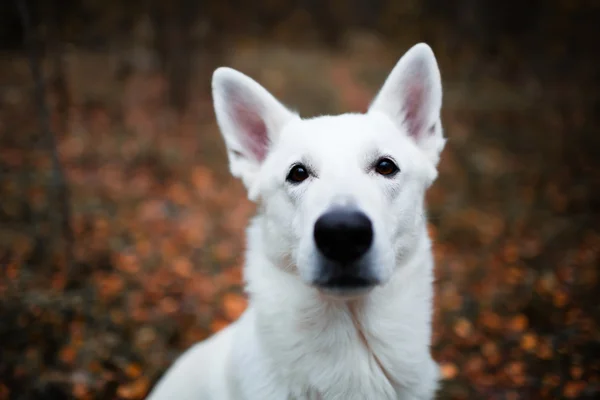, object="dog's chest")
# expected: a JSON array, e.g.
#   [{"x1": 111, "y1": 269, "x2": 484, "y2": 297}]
[
  {"x1": 268, "y1": 308, "x2": 409, "y2": 400},
  {"x1": 292, "y1": 350, "x2": 400, "y2": 399}
]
